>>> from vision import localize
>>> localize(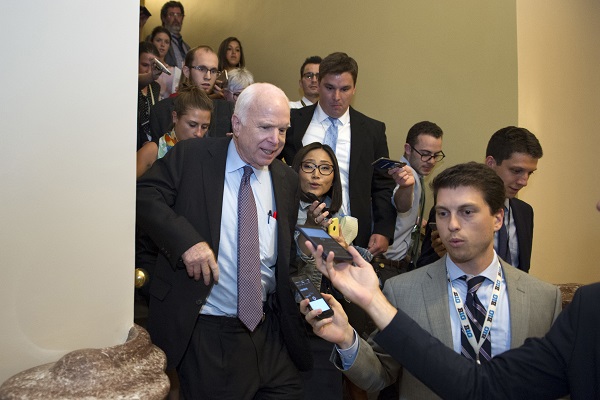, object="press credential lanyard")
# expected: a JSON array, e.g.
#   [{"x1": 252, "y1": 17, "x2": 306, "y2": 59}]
[{"x1": 448, "y1": 263, "x2": 503, "y2": 364}]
